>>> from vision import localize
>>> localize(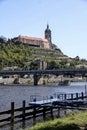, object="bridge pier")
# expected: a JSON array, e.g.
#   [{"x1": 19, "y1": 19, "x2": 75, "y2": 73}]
[
  {"x1": 33, "y1": 74, "x2": 39, "y2": 85},
  {"x1": 33, "y1": 74, "x2": 45, "y2": 85}
]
